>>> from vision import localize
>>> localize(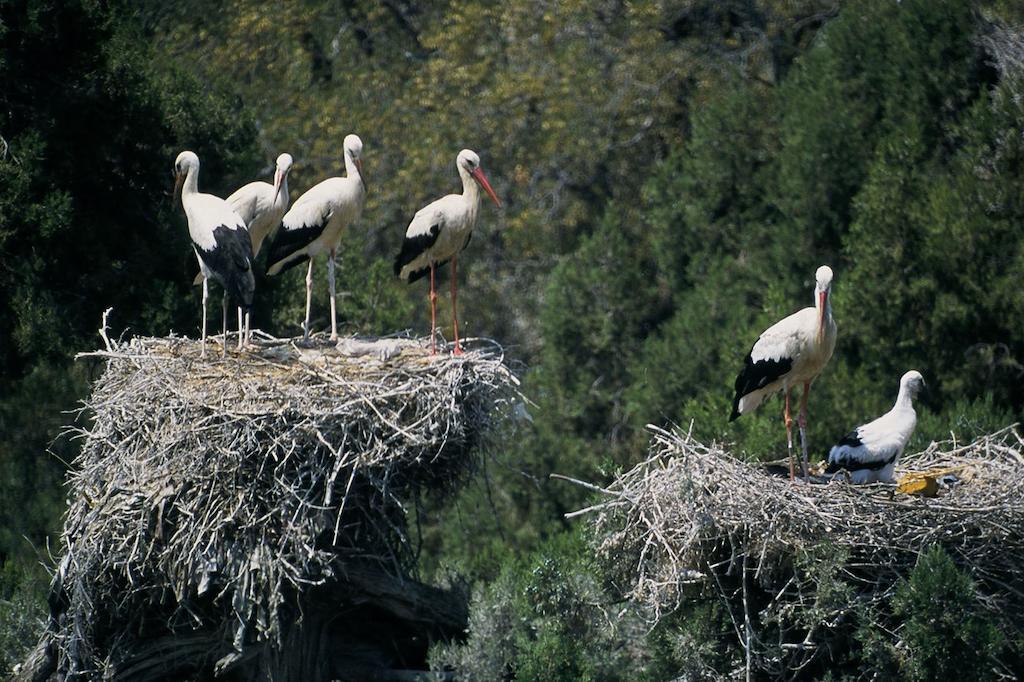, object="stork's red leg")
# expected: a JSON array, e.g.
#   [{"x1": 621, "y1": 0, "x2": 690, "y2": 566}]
[
  {"x1": 328, "y1": 248, "x2": 338, "y2": 341},
  {"x1": 784, "y1": 389, "x2": 795, "y2": 481},
  {"x1": 201, "y1": 276, "x2": 209, "y2": 359},
  {"x1": 798, "y1": 382, "x2": 810, "y2": 430},
  {"x1": 221, "y1": 292, "x2": 228, "y2": 358},
  {"x1": 798, "y1": 381, "x2": 811, "y2": 478},
  {"x1": 302, "y1": 258, "x2": 314, "y2": 342},
  {"x1": 429, "y1": 262, "x2": 437, "y2": 355},
  {"x1": 451, "y1": 255, "x2": 462, "y2": 355}
]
